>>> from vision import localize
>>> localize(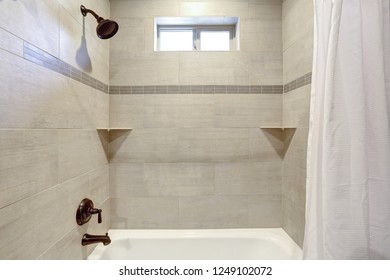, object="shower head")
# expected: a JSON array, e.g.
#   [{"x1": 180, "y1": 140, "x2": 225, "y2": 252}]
[{"x1": 80, "y1": 5, "x2": 119, "y2": 39}]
